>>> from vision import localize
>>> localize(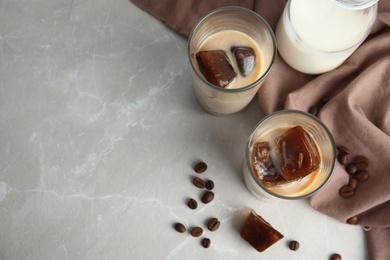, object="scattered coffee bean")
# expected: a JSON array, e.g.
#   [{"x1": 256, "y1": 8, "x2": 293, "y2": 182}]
[
  {"x1": 202, "y1": 238, "x2": 211, "y2": 248},
  {"x1": 330, "y1": 253, "x2": 342, "y2": 260},
  {"x1": 354, "y1": 162, "x2": 369, "y2": 170},
  {"x1": 190, "y1": 226, "x2": 203, "y2": 237},
  {"x1": 187, "y1": 198, "x2": 198, "y2": 209},
  {"x1": 207, "y1": 217, "x2": 221, "y2": 232},
  {"x1": 201, "y1": 191, "x2": 215, "y2": 204},
  {"x1": 346, "y1": 215, "x2": 359, "y2": 225},
  {"x1": 194, "y1": 162, "x2": 207, "y2": 173},
  {"x1": 337, "y1": 153, "x2": 349, "y2": 165},
  {"x1": 193, "y1": 177, "x2": 206, "y2": 189},
  {"x1": 174, "y1": 222, "x2": 186, "y2": 233},
  {"x1": 288, "y1": 240, "x2": 300, "y2": 251},
  {"x1": 339, "y1": 185, "x2": 354, "y2": 198},
  {"x1": 205, "y1": 180, "x2": 215, "y2": 190},
  {"x1": 352, "y1": 155, "x2": 369, "y2": 169},
  {"x1": 337, "y1": 145, "x2": 350, "y2": 155},
  {"x1": 173, "y1": 161, "x2": 222, "y2": 245},
  {"x1": 348, "y1": 178, "x2": 358, "y2": 190},
  {"x1": 355, "y1": 170, "x2": 369, "y2": 182},
  {"x1": 346, "y1": 164, "x2": 358, "y2": 175},
  {"x1": 335, "y1": 145, "x2": 371, "y2": 200}
]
